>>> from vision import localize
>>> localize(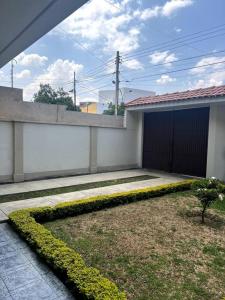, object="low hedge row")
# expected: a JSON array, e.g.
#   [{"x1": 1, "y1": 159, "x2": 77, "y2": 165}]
[{"x1": 9, "y1": 180, "x2": 194, "y2": 300}]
